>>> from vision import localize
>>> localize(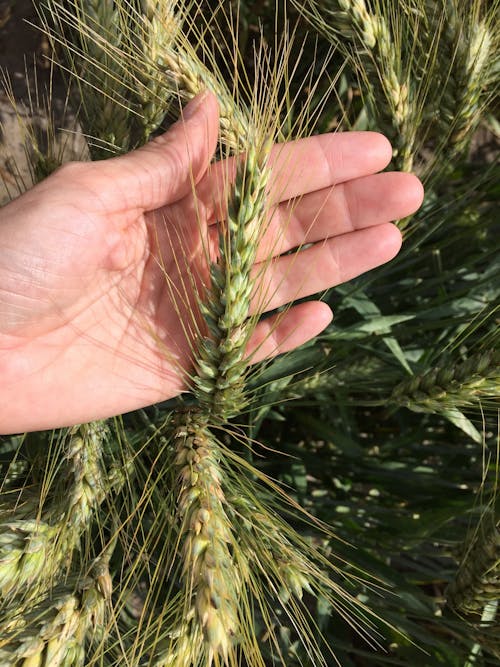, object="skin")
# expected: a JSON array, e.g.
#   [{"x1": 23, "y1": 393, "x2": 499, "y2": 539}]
[{"x1": 0, "y1": 91, "x2": 424, "y2": 433}]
